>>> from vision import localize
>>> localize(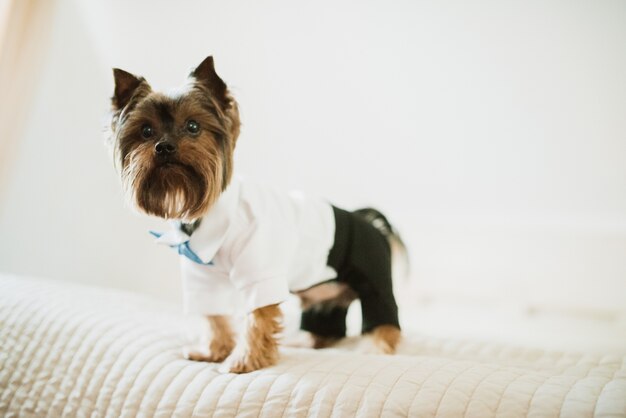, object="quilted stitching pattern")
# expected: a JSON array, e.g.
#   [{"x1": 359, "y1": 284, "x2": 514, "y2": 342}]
[{"x1": 0, "y1": 274, "x2": 625, "y2": 418}]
